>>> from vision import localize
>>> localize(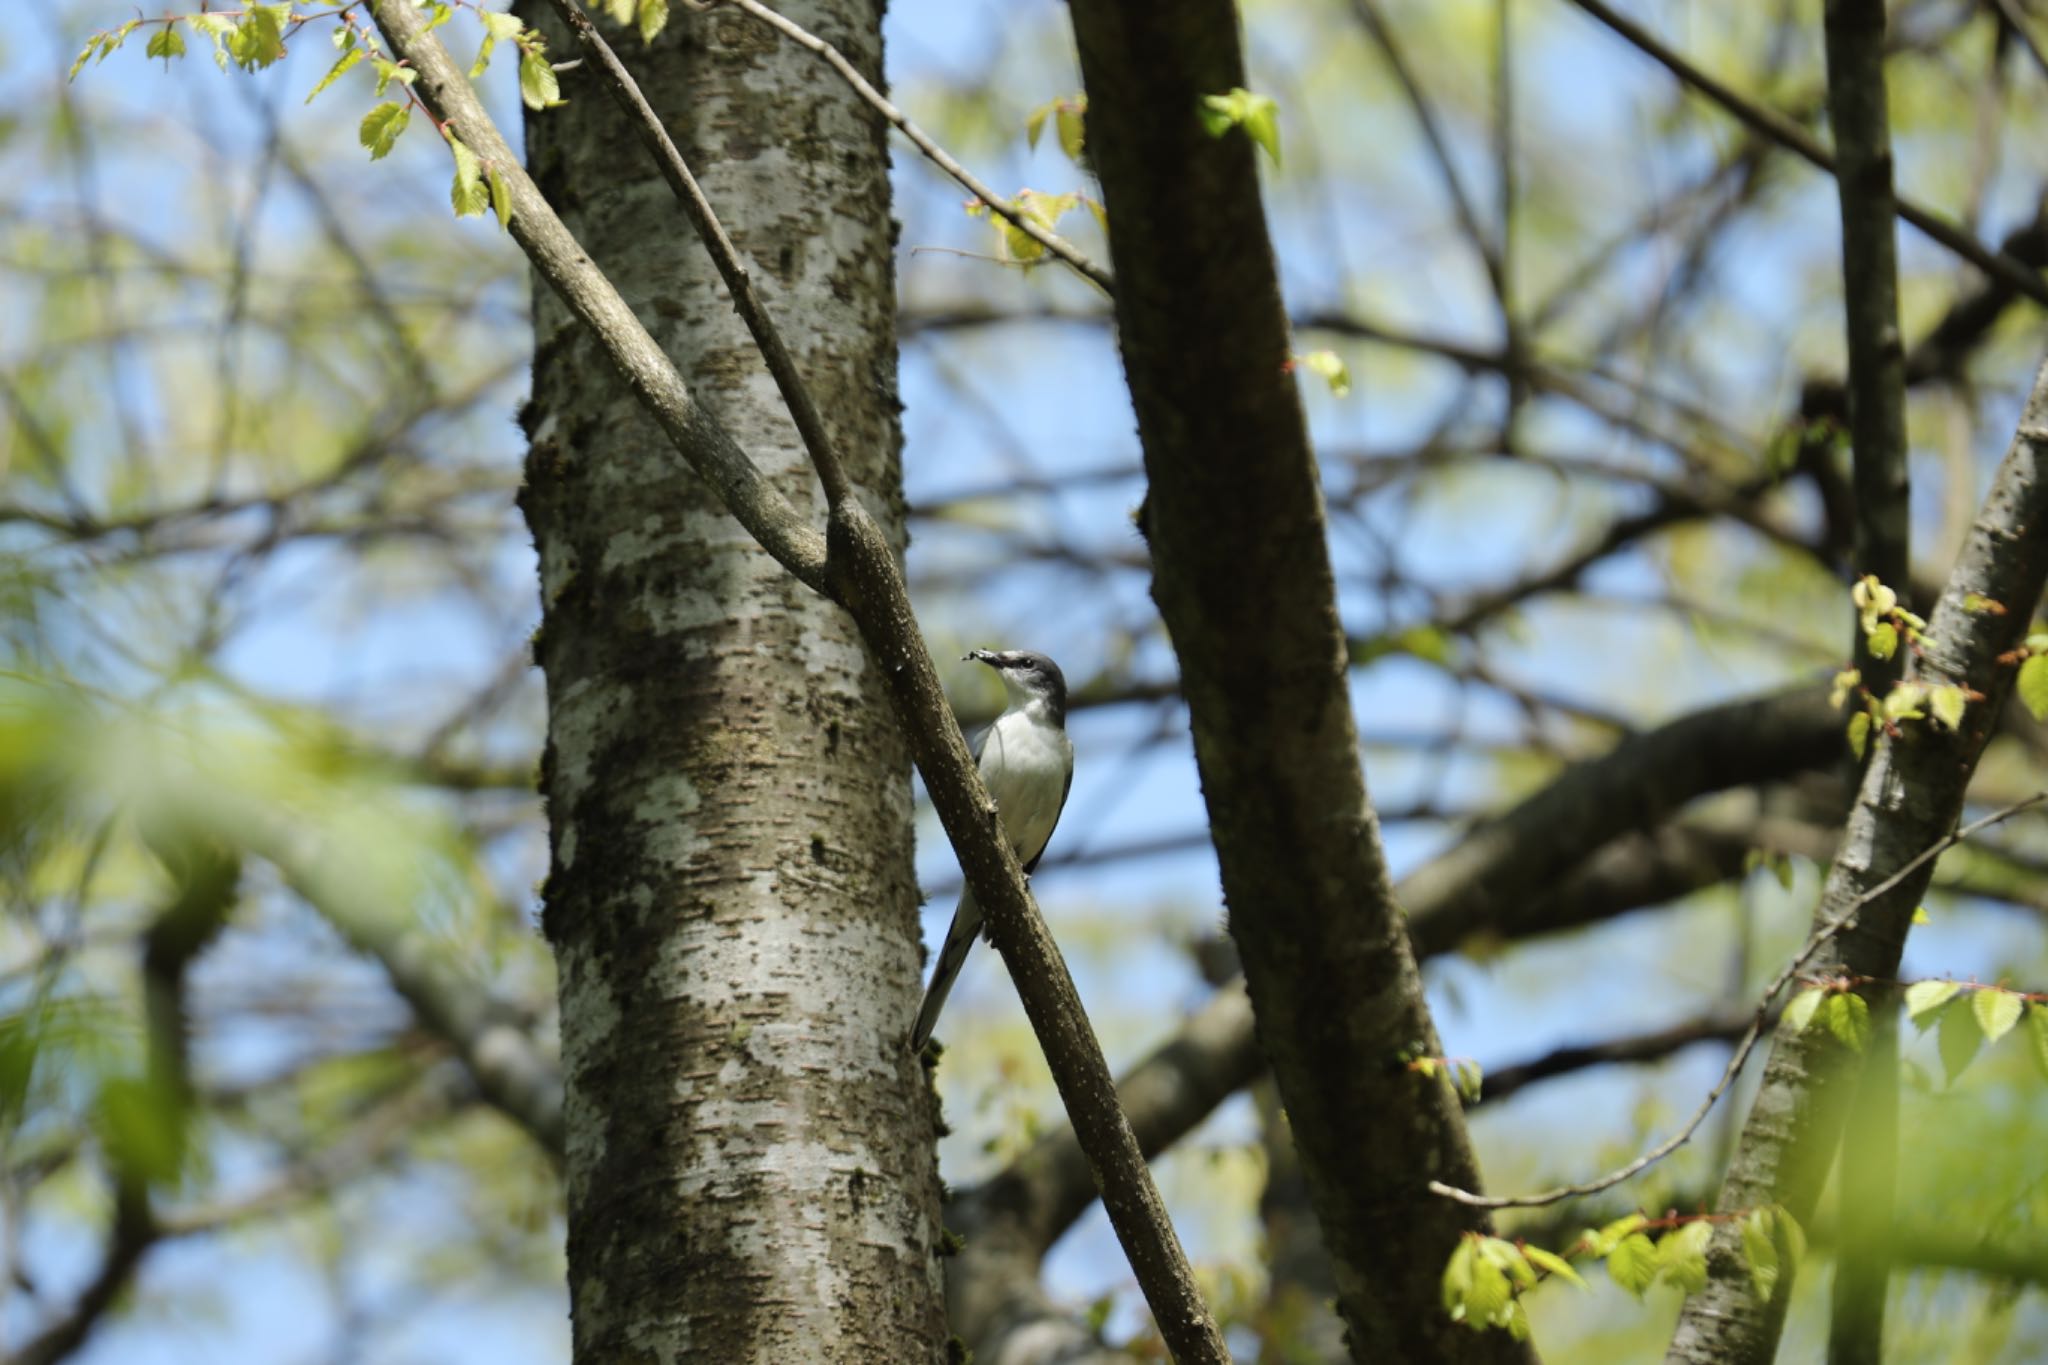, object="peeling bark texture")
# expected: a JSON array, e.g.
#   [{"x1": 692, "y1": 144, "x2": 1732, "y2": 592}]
[
  {"x1": 1065, "y1": 2, "x2": 1529, "y2": 1359},
  {"x1": 1666, "y1": 363, "x2": 2048, "y2": 1365},
  {"x1": 512, "y1": 2, "x2": 945, "y2": 1359}
]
